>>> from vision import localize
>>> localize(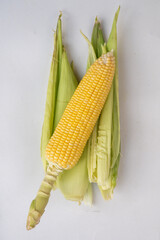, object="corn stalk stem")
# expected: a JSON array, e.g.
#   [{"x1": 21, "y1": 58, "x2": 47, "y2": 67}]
[{"x1": 26, "y1": 164, "x2": 63, "y2": 230}]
